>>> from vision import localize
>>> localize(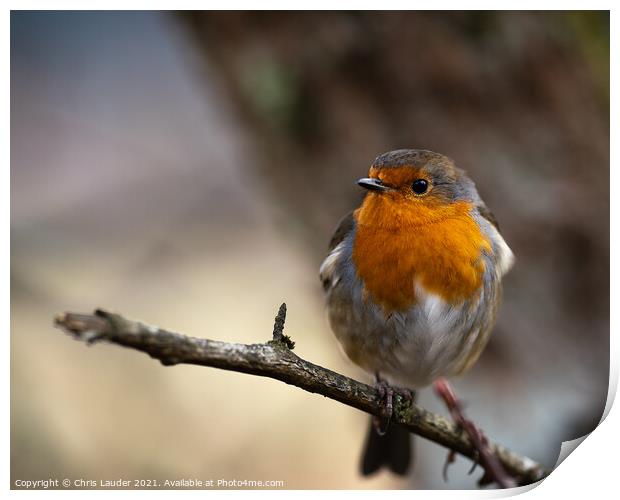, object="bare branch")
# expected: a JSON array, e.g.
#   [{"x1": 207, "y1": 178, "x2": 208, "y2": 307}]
[{"x1": 54, "y1": 307, "x2": 549, "y2": 487}]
